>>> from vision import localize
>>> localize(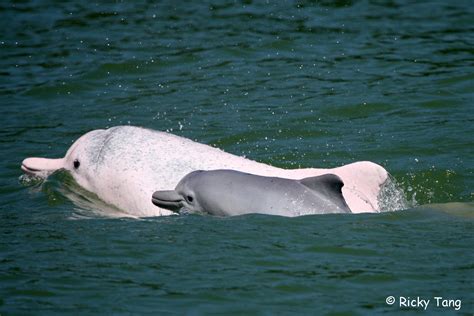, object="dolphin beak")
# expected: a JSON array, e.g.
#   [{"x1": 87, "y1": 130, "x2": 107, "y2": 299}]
[
  {"x1": 152, "y1": 190, "x2": 184, "y2": 212},
  {"x1": 21, "y1": 157, "x2": 65, "y2": 178}
]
